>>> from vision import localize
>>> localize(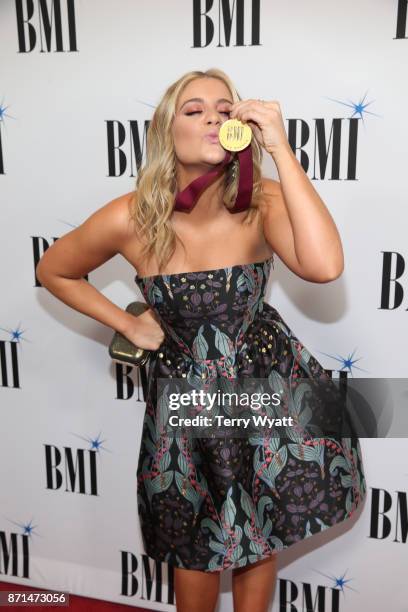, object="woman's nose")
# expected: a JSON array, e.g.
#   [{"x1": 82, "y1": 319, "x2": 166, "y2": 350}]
[
  {"x1": 206, "y1": 109, "x2": 222, "y2": 124},
  {"x1": 206, "y1": 117, "x2": 221, "y2": 126}
]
